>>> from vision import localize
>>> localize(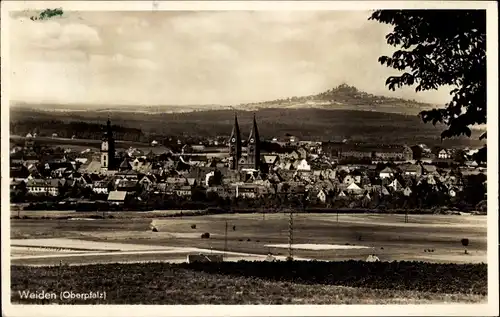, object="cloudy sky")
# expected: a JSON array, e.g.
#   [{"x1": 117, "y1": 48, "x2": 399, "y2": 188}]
[{"x1": 9, "y1": 10, "x2": 451, "y2": 106}]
